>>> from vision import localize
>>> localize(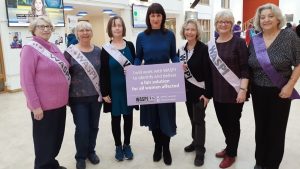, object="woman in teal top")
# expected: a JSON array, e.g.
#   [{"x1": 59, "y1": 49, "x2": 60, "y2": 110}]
[
  {"x1": 134, "y1": 3, "x2": 179, "y2": 166},
  {"x1": 100, "y1": 16, "x2": 138, "y2": 162}
]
